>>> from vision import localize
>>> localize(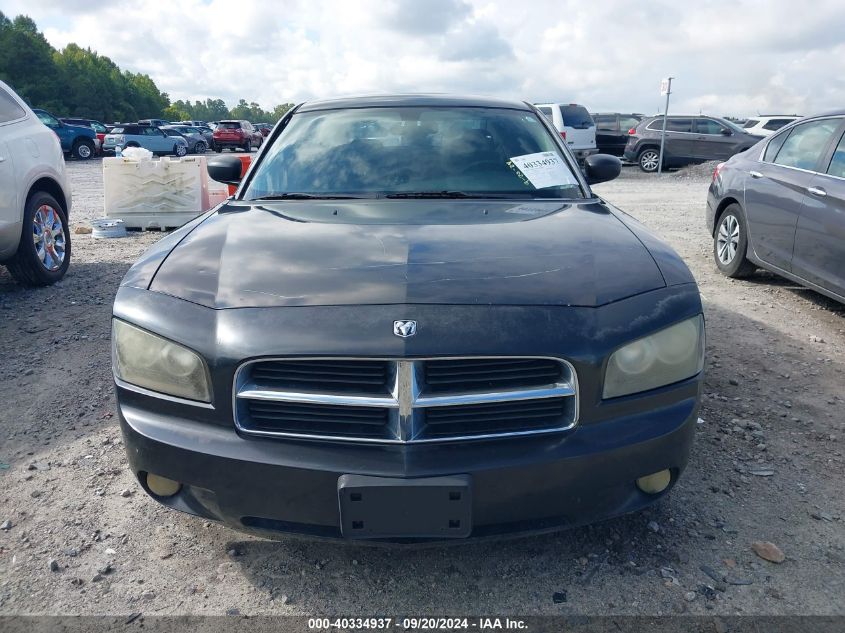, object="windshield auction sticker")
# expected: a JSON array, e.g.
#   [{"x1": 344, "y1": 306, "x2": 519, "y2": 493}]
[{"x1": 508, "y1": 152, "x2": 576, "y2": 189}]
